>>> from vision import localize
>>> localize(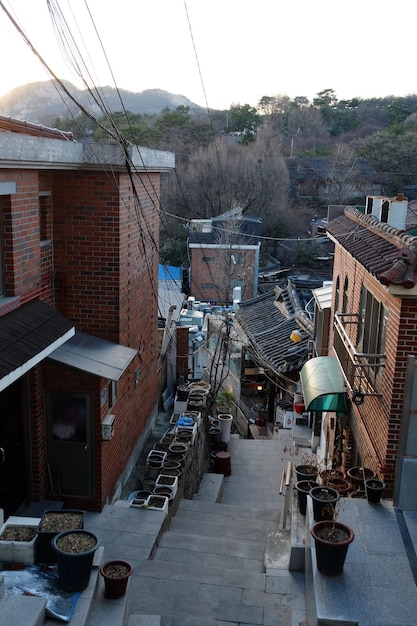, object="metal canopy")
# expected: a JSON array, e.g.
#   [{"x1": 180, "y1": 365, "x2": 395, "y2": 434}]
[
  {"x1": 48, "y1": 332, "x2": 137, "y2": 381},
  {"x1": 300, "y1": 356, "x2": 347, "y2": 412}
]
